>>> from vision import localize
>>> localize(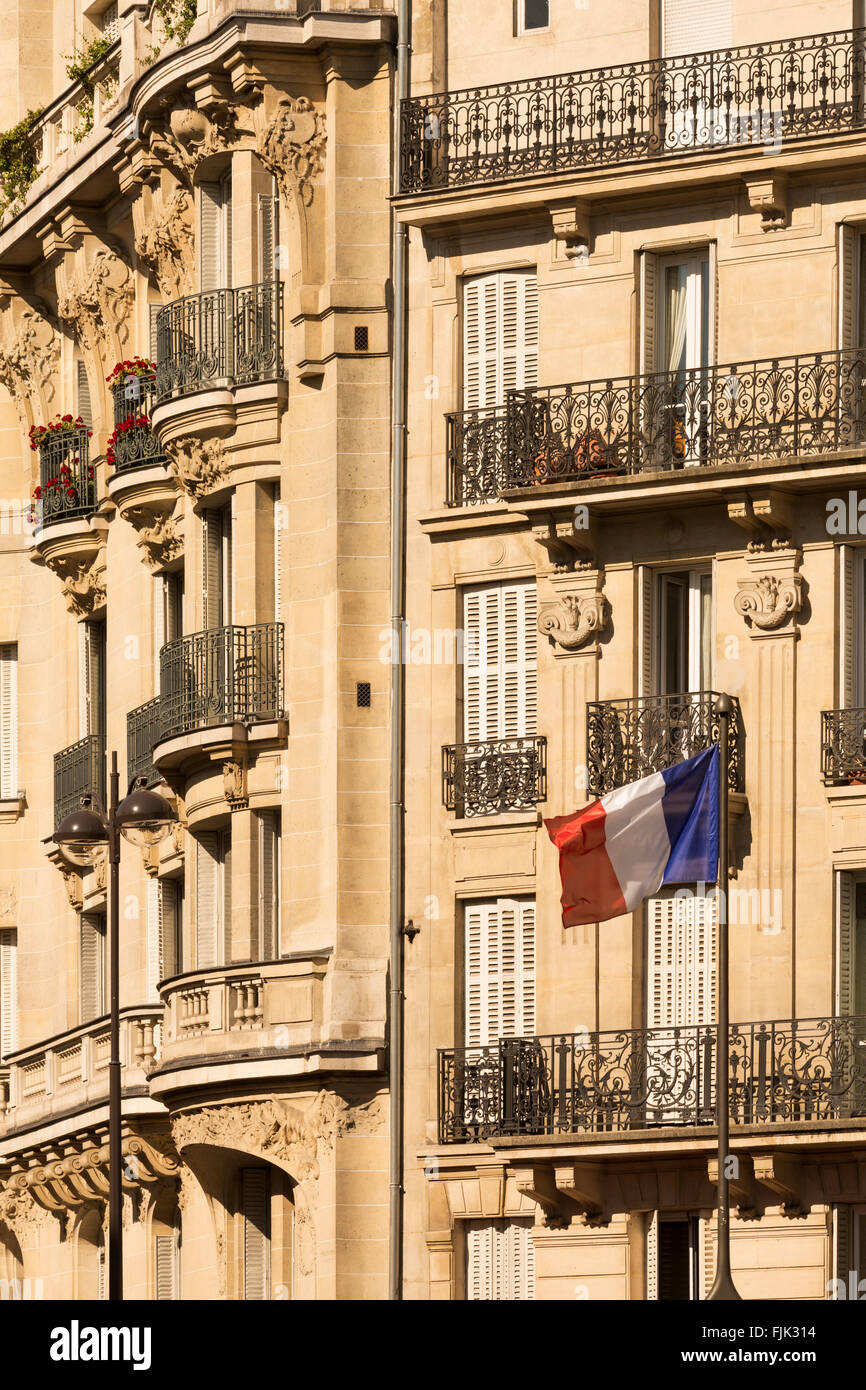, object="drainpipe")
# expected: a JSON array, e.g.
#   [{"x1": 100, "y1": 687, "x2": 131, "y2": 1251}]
[{"x1": 388, "y1": 0, "x2": 411, "y2": 1304}]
